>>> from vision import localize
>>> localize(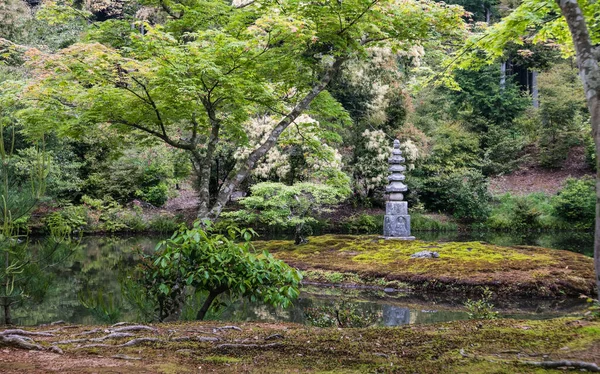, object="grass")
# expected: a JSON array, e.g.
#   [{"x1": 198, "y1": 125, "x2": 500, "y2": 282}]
[
  {"x1": 3, "y1": 318, "x2": 600, "y2": 373},
  {"x1": 254, "y1": 234, "x2": 596, "y2": 298}
]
